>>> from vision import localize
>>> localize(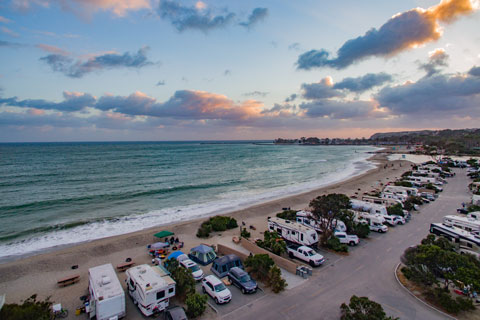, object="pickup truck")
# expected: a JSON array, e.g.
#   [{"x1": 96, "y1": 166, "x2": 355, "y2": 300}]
[
  {"x1": 369, "y1": 222, "x2": 388, "y2": 233},
  {"x1": 287, "y1": 244, "x2": 325, "y2": 267},
  {"x1": 334, "y1": 231, "x2": 359, "y2": 246}
]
